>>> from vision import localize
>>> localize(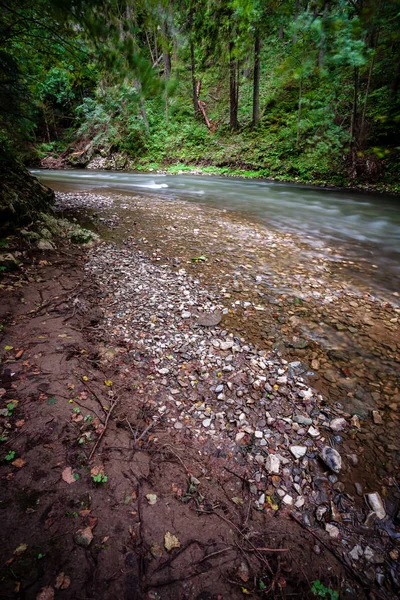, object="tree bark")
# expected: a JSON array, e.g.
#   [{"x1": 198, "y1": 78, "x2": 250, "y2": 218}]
[
  {"x1": 161, "y1": 18, "x2": 171, "y2": 79},
  {"x1": 350, "y1": 66, "x2": 359, "y2": 176},
  {"x1": 252, "y1": 29, "x2": 261, "y2": 127},
  {"x1": 296, "y1": 76, "x2": 302, "y2": 148},
  {"x1": 191, "y1": 42, "x2": 200, "y2": 117},
  {"x1": 229, "y1": 41, "x2": 238, "y2": 130}
]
